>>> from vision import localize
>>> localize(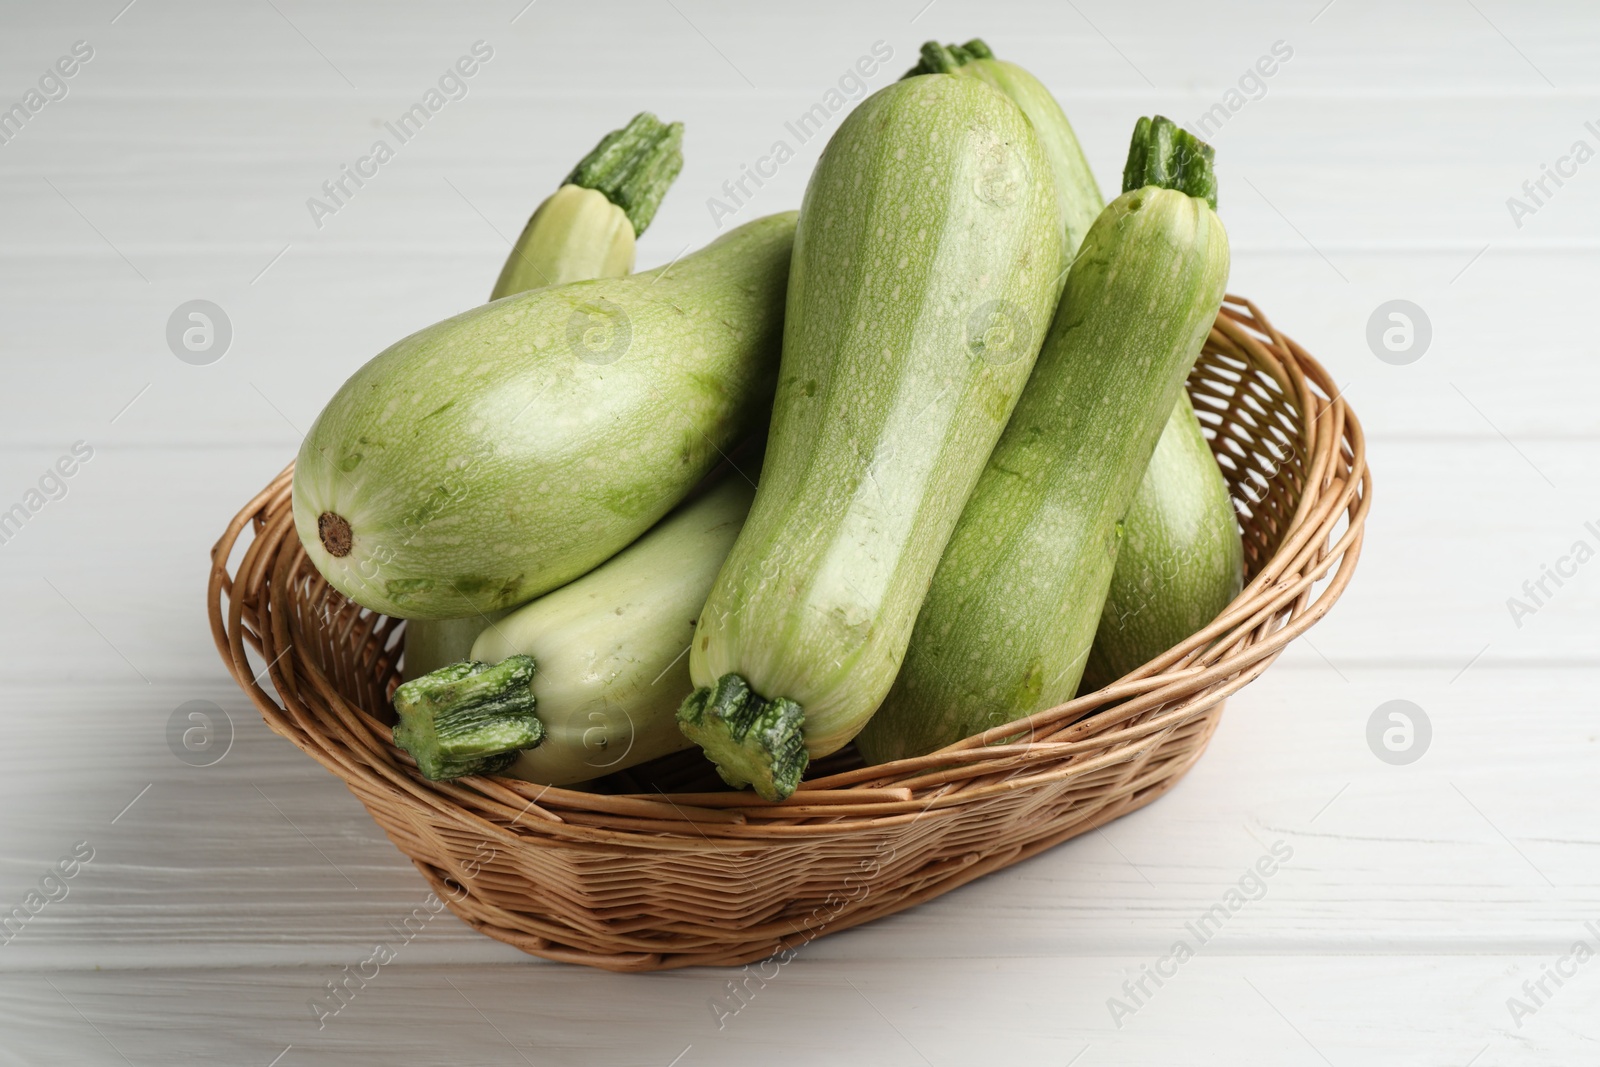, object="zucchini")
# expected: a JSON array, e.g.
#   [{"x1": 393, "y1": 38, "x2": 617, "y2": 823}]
[
  {"x1": 903, "y1": 40, "x2": 1100, "y2": 257},
  {"x1": 1081, "y1": 389, "x2": 1243, "y2": 689},
  {"x1": 404, "y1": 112, "x2": 683, "y2": 678},
  {"x1": 292, "y1": 209, "x2": 794, "y2": 620},
  {"x1": 403, "y1": 608, "x2": 508, "y2": 683},
  {"x1": 395, "y1": 474, "x2": 754, "y2": 784},
  {"x1": 679, "y1": 73, "x2": 1064, "y2": 800},
  {"x1": 915, "y1": 43, "x2": 1246, "y2": 700},
  {"x1": 857, "y1": 115, "x2": 1230, "y2": 763}
]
